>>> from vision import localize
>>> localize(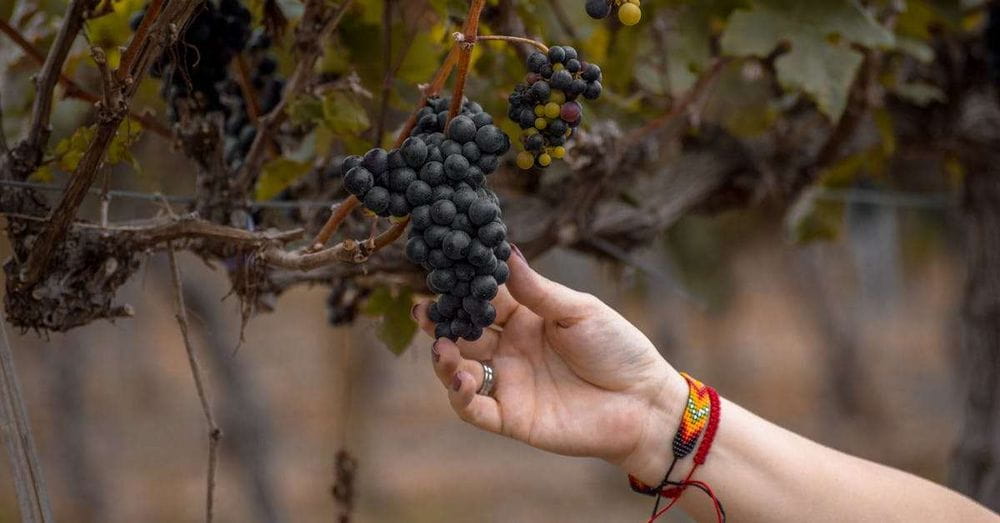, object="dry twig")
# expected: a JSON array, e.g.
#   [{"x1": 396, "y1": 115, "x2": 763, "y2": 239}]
[{"x1": 166, "y1": 246, "x2": 222, "y2": 523}]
